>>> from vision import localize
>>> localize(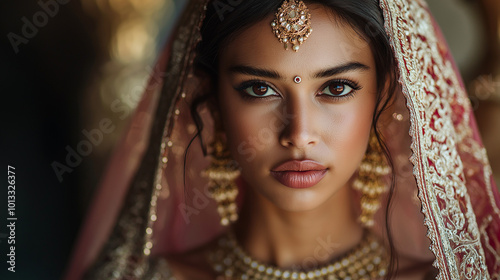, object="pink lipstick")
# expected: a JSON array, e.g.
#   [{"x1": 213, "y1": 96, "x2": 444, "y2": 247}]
[{"x1": 270, "y1": 160, "x2": 327, "y2": 189}]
